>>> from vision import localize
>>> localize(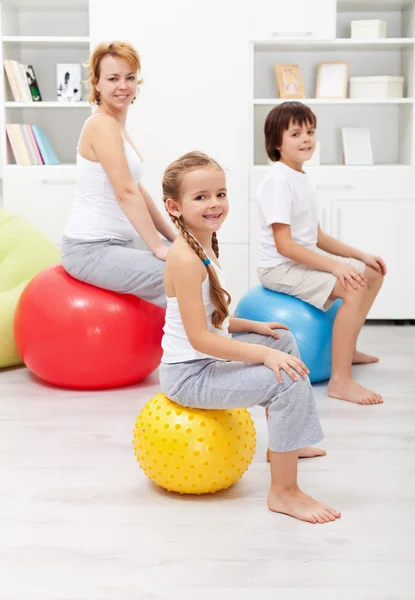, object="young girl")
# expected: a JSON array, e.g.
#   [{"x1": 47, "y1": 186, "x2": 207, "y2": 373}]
[
  {"x1": 257, "y1": 102, "x2": 387, "y2": 406},
  {"x1": 159, "y1": 151, "x2": 341, "y2": 524},
  {"x1": 61, "y1": 41, "x2": 176, "y2": 308}
]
